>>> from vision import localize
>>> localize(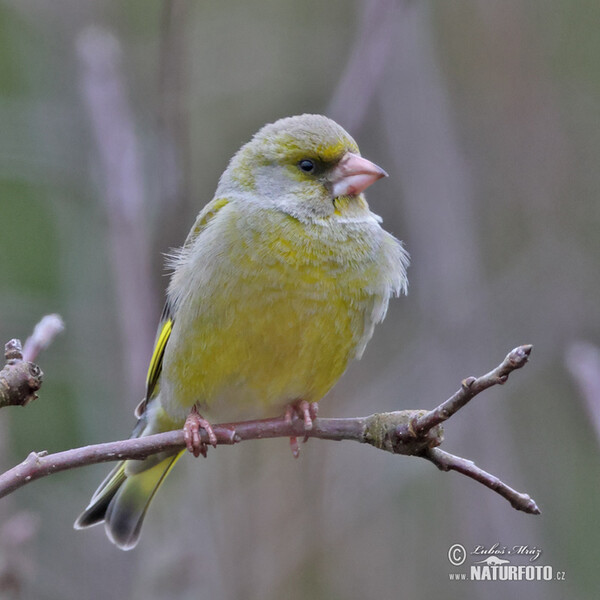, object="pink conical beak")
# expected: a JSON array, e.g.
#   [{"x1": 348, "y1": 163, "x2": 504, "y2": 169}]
[{"x1": 330, "y1": 152, "x2": 388, "y2": 198}]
